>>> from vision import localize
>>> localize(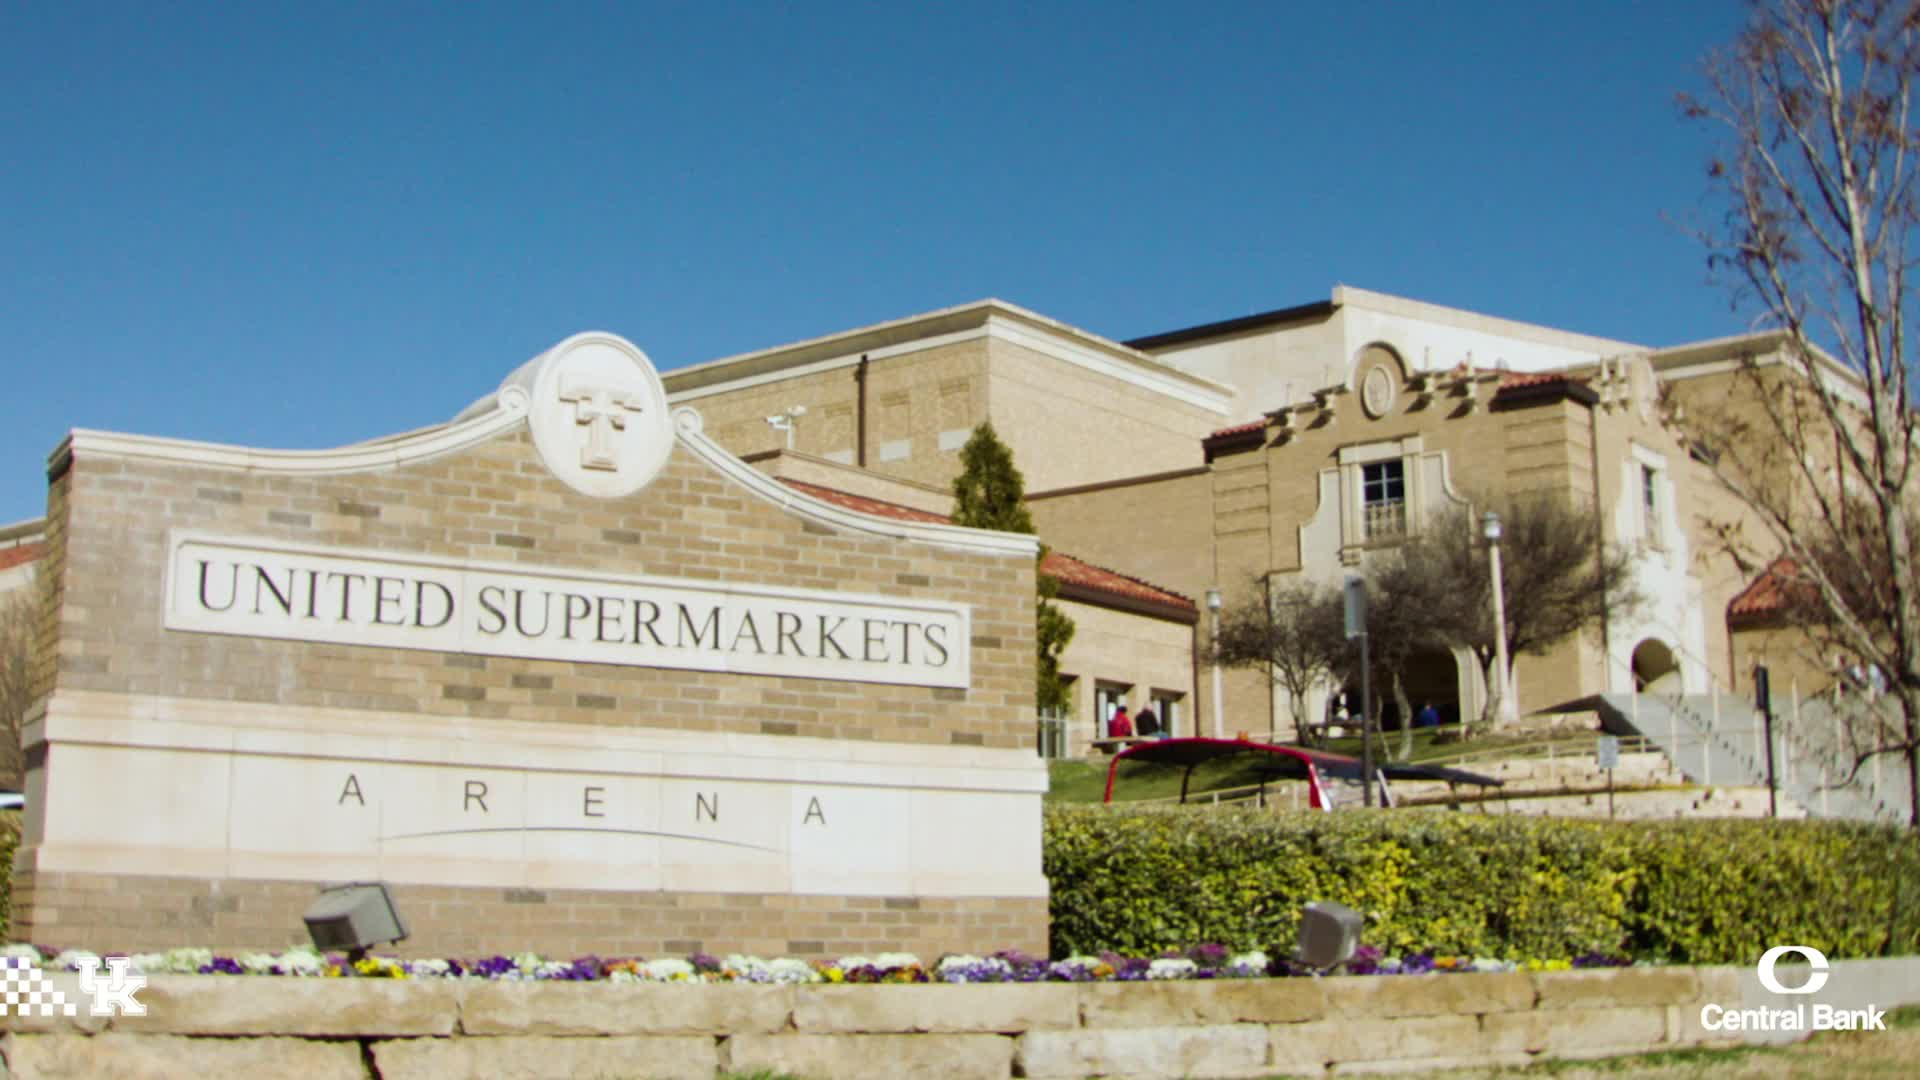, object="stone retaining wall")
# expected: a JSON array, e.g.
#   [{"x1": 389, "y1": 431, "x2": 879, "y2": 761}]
[{"x1": 5, "y1": 959, "x2": 1917, "y2": 1078}]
